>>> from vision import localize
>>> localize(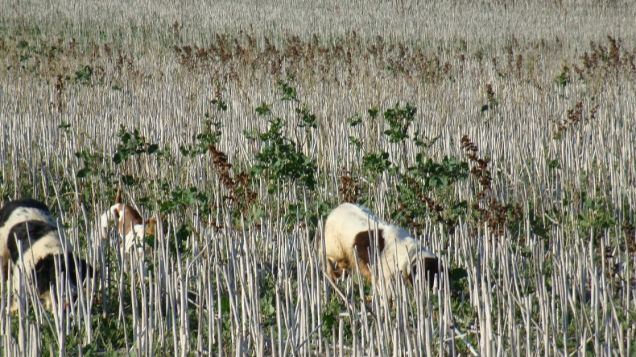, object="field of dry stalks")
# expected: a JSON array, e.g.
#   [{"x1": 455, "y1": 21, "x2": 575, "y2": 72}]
[{"x1": 1, "y1": 0, "x2": 635, "y2": 355}]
